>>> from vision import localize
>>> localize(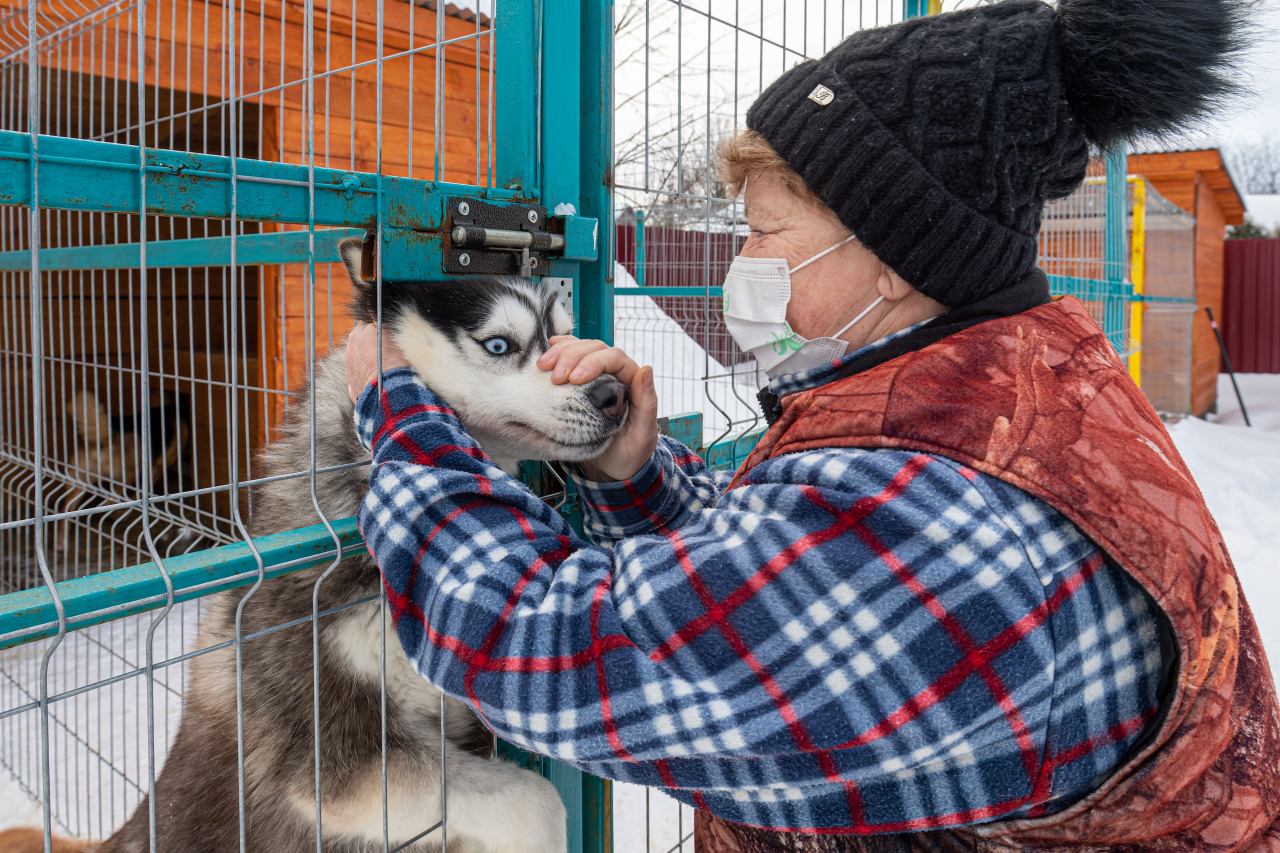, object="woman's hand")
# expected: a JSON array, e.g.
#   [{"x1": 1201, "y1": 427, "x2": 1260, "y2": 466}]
[
  {"x1": 537, "y1": 336, "x2": 659, "y2": 482},
  {"x1": 345, "y1": 321, "x2": 411, "y2": 404}
]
